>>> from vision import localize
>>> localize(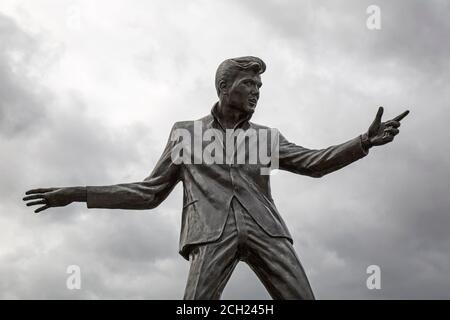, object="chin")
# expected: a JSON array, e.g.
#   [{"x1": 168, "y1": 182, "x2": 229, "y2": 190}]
[
  {"x1": 244, "y1": 106, "x2": 255, "y2": 114},
  {"x1": 249, "y1": 105, "x2": 257, "y2": 113}
]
